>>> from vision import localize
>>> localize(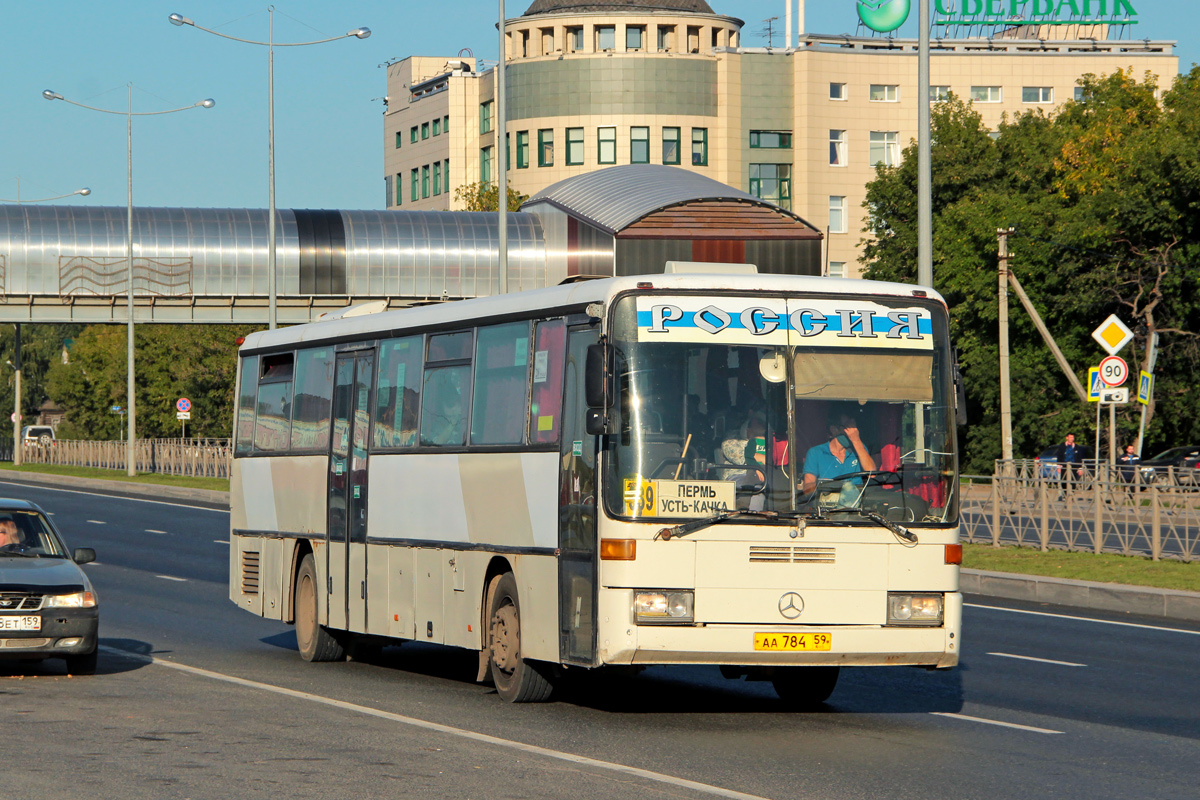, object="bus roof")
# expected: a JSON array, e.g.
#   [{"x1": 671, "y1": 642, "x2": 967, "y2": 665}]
[{"x1": 239, "y1": 273, "x2": 945, "y2": 353}]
